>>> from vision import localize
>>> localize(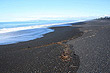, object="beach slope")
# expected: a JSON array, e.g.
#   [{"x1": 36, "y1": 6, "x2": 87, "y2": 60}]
[
  {"x1": 0, "y1": 19, "x2": 110, "y2": 73},
  {"x1": 67, "y1": 19, "x2": 110, "y2": 73}
]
